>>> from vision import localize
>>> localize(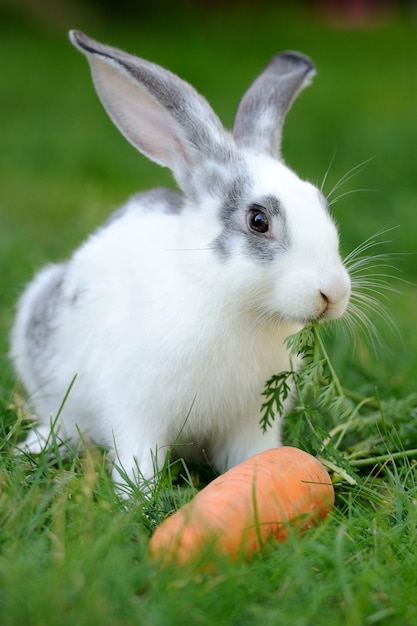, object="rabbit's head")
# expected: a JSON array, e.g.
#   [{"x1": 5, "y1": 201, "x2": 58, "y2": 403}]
[{"x1": 70, "y1": 31, "x2": 350, "y2": 326}]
